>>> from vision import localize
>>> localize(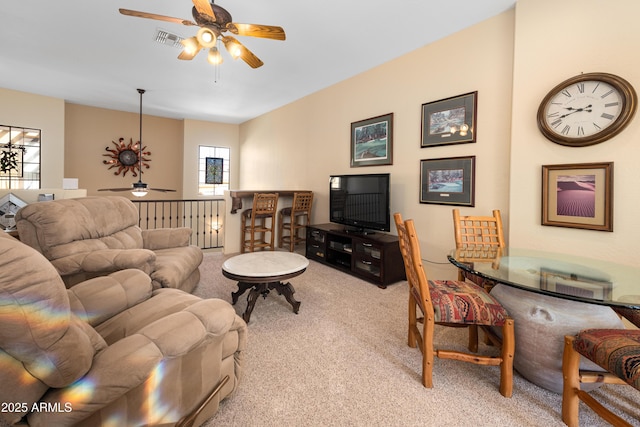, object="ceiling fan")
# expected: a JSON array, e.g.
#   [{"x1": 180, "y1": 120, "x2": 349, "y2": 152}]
[
  {"x1": 119, "y1": 0, "x2": 286, "y2": 69},
  {"x1": 98, "y1": 89, "x2": 176, "y2": 197}
]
